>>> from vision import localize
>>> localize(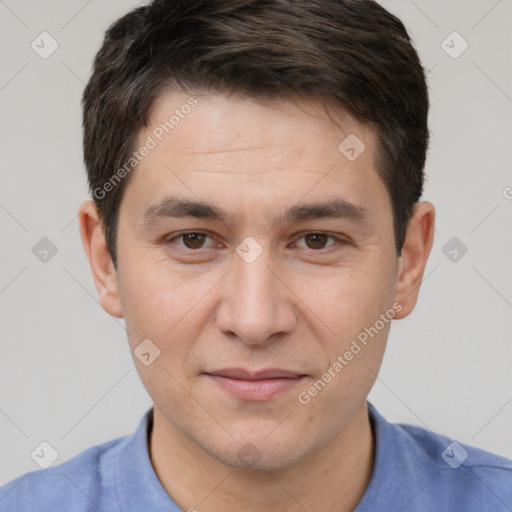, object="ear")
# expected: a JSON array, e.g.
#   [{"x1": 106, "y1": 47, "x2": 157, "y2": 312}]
[
  {"x1": 78, "y1": 200, "x2": 124, "y2": 318},
  {"x1": 394, "y1": 201, "x2": 435, "y2": 319}
]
